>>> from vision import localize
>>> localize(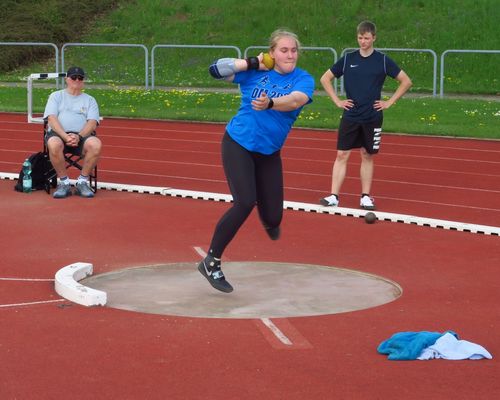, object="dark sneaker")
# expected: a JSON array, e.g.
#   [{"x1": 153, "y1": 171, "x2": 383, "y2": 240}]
[
  {"x1": 320, "y1": 194, "x2": 339, "y2": 207},
  {"x1": 75, "y1": 181, "x2": 94, "y2": 198},
  {"x1": 53, "y1": 183, "x2": 72, "y2": 199},
  {"x1": 360, "y1": 195, "x2": 376, "y2": 210},
  {"x1": 197, "y1": 256, "x2": 233, "y2": 293},
  {"x1": 265, "y1": 226, "x2": 281, "y2": 240}
]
